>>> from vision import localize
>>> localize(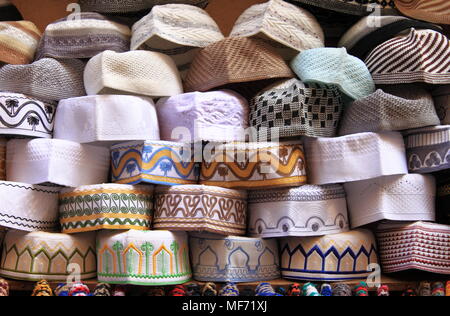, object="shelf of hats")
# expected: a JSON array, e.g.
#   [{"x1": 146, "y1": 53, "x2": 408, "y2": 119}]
[{"x1": 0, "y1": 0, "x2": 449, "y2": 297}]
